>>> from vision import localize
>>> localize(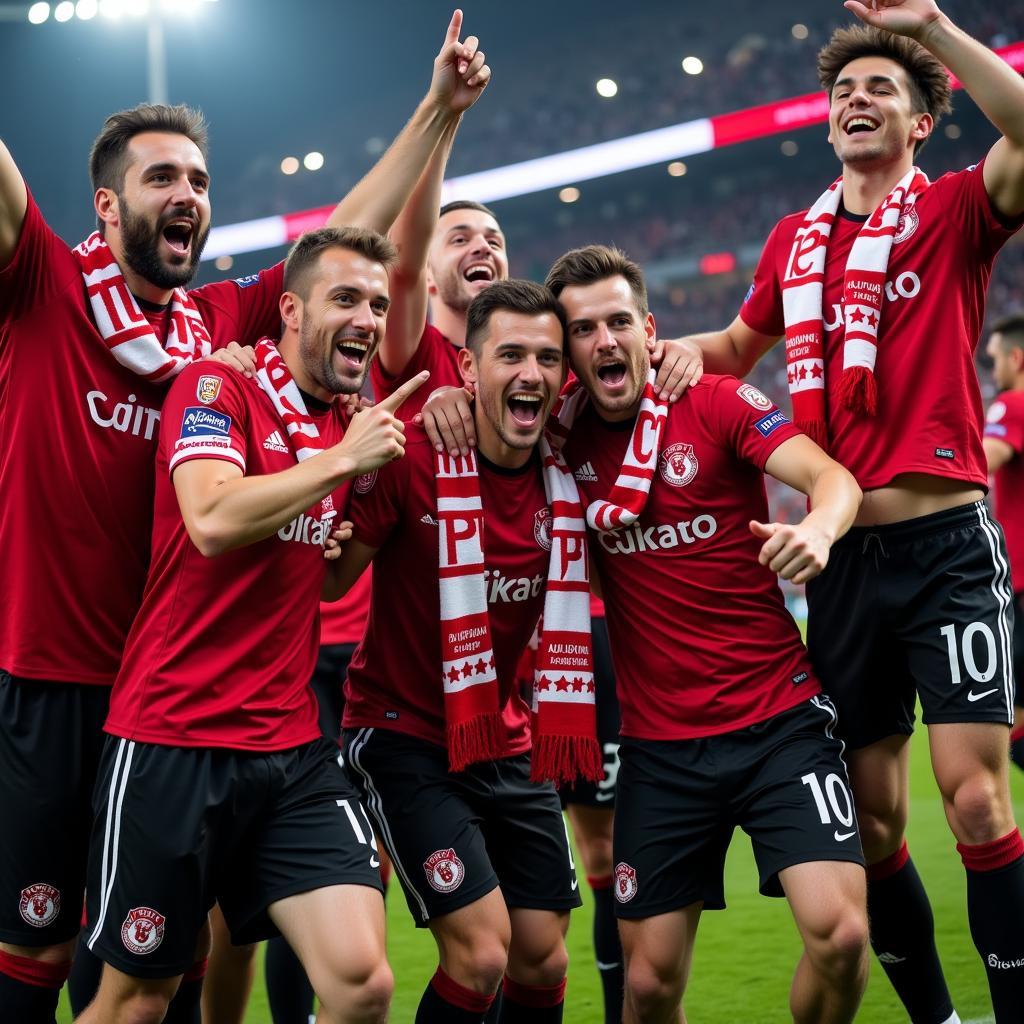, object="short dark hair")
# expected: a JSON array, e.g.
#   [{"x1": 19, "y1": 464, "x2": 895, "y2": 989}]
[
  {"x1": 818, "y1": 25, "x2": 952, "y2": 153},
  {"x1": 89, "y1": 103, "x2": 209, "y2": 196},
  {"x1": 992, "y1": 313, "x2": 1024, "y2": 351},
  {"x1": 439, "y1": 199, "x2": 499, "y2": 221},
  {"x1": 284, "y1": 226, "x2": 398, "y2": 300},
  {"x1": 545, "y1": 245, "x2": 649, "y2": 319},
  {"x1": 464, "y1": 279, "x2": 566, "y2": 354}
]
